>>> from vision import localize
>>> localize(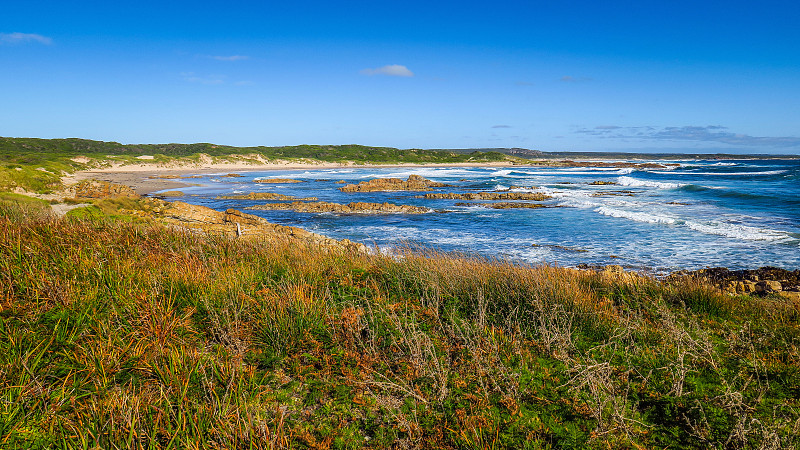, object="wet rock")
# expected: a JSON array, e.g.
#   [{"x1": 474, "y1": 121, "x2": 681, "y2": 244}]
[
  {"x1": 216, "y1": 192, "x2": 317, "y2": 201},
  {"x1": 247, "y1": 201, "x2": 430, "y2": 214},
  {"x1": 591, "y1": 190, "x2": 635, "y2": 197},
  {"x1": 220, "y1": 173, "x2": 244, "y2": 177},
  {"x1": 423, "y1": 192, "x2": 551, "y2": 201},
  {"x1": 339, "y1": 175, "x2": 451, "y2": 192},
  {"x1": 454, "y1": 202, "x2": 550, "y2": 209},
  {"x1": 589, "y1": 181, "x2": 618, "y2": 185}
]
